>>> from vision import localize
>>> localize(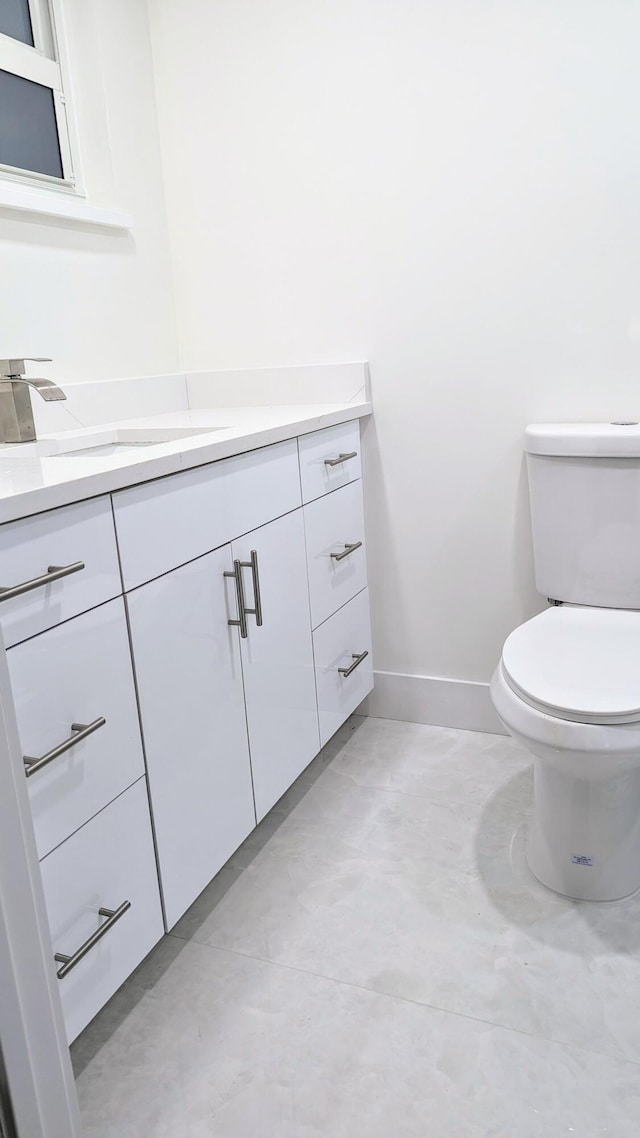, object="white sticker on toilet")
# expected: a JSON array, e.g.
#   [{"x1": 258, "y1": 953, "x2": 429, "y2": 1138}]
[{"x1": 572, "y1": 855, "x2": 593, "y2": 866}]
